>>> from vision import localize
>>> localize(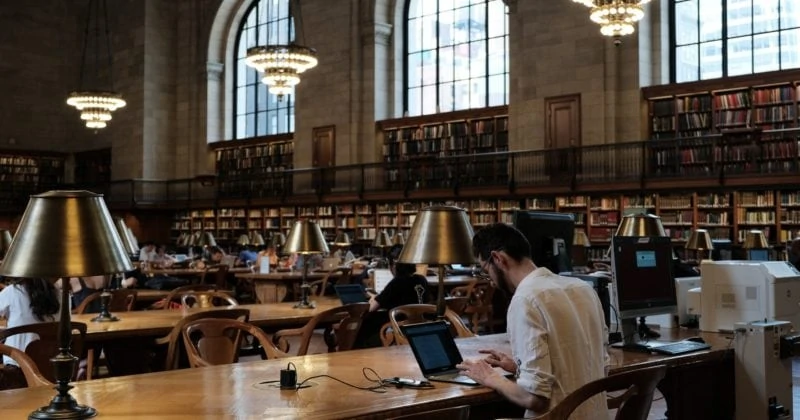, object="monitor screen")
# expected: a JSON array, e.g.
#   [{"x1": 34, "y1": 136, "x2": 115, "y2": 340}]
[
  {"x1": 748, "y1": 249, "x2": 769, "y2": 261},
  {"x1": 611, "y1": 235, "x2": 677, "y2": 319},
  {"x1": 512, "y1": 210, "x2": 574, "y2": 274}
]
